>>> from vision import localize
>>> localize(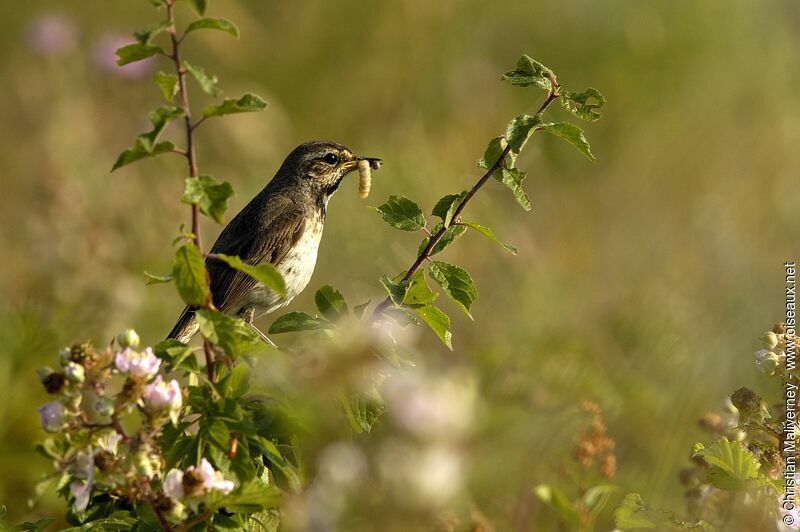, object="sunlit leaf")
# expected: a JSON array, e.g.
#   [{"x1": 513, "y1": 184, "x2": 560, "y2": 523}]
[
  {"x1": 561, "y1": 87, "x2": 605, "y2": 122},
  {"x1": 268, "y1": 312, "x2": 331, "y2": 334},
  {"x1": 196, "y1": 309, "x2": 261, "y2": 357},
  {"x1": 181, "y1": 175, "x2": 234, "y2": 224},
  {"x1": 380, "y1": 275, "x2": 408, "y2": 305},
  {"x1": 184, "y1": 61, "x2": 220, "y2": 97},
  {"x1": 134, "y1": 21, "x2": 170, "y2": 45},
  {"x1": 478, "y1": 136, "x2": 510, "y2": 170},
  {"x1": 210, "y1": 254, "x2": 286, "y2": 296},
  {"x1": 186, "y1": 17, "x2": 240, "y2": 38},
  {"x1": 537, "y1": 121, "x2": 596, "y2": 162},
  {"x1": 692, "y1": 438, "x2": 762, "y2": 491},
  {"x1": 115, "y1": 43, "x2": 162, "y2": 66},
  {"x1": 371, "y1": 195, "x2": 426, "y2": 231},
  {"x1": 153, "y1": 71, "x2": 179, "y2": 102},
  {"x1": 496, "y1": 167, "x2": 532, "y2": 211},
  {"x1": 505, "y1": 113, "x2": 543, "y2": 154},
  {"x1": 431, "y1": 191, "x2": 467, "y2": 227},
  {"x1": 203, "y1": 93, "x2": 267, "y2": 118},
  {"x1": 411, "y1": 304, "x2": 452, "y2": 349},
  {"x1": 187, "y1": 0, "x2": 208, "y2": 16},
  {"x1": 172, "y1": 242, "x2": 210, "y2": 307},
  {"x1": 314, "y1": 285, "x2": 348, "y2": 321},
  {"x1": 501, "y1": 54, "x2": 554, "y2": 91},
  {"x1": 428, "y1": 261, "x2": 478, "y2": 319},
  {"x1": 459, "y1": 220, "x2": 517, "y2": 255}
]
